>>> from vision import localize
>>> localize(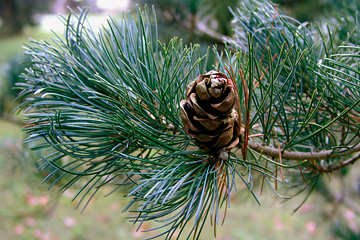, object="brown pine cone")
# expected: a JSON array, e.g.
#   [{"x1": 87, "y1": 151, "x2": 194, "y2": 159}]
[{"x1": 180, "y1": 70, "x2": 240, "y2": 155}]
